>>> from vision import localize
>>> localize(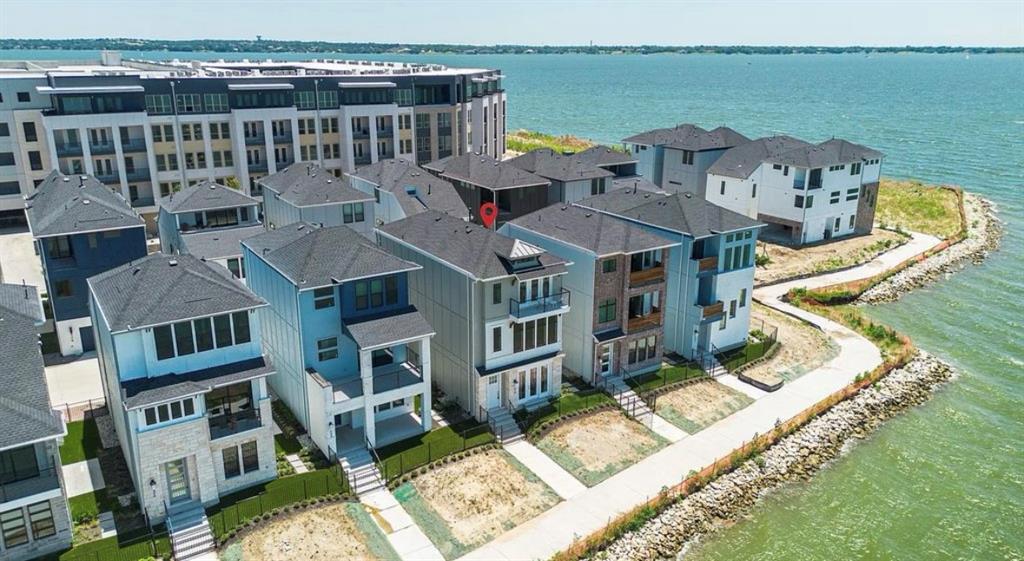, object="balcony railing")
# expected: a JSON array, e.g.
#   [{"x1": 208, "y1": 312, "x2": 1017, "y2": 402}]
[
  {"x1": 121, "y1": 138, "x2": 148, "y2": 152},
  {"x1": 125, "y1": 167, "x2": 151, "y2": 182},
  {"x1": 55, "y1": 143, "x2": 82, "y2": 157},
  {"x1": 376, "y1": 127, "x2": 394, "y2": 137},
  {"x1": 695, "y1": 256, "x2": 718, "y2": 275},
  {"x1": 247, "y1": 161, "x2": 269, "y2": 173},
  {"x1": 700, "y1": 301, "x2": 725, "y2": 319},
  {"x1": 352, "y1": 129, "x2": 370, "y2": 139},
  {"x1": 629, "y1": 266, "x2": 665, "y2": 286},
  {"x1": 627, "y1": 311, "x2": 662, "y2": 332},
  {"x1": 272, "y1": 132, "x2": 292, "y2": 143},
  {"x1": 131, "y1": 197, "x2": 156, "y2": 208},
  {"x1": 509, "y1": 289, "x2": 570, "y2": 319},
  {"x1": 208, "y1": 408, "x2": 262, "y2": 440},
  {"x1": 0, "y1": 465, "x2": 61, "y2": 504},
  {"x1": 90, "y1": 142, "x2": 116, "y2": 155},
  {"x1": 94, "y1": 171, "x2": 120, "y2": 184},
  {"x1": 354, "y1": 155, "x2": 371, "y2": 165},
  {"x1": 329, "y1": 361, "x2": 424, "y2": 403},
  {"x1": 244, "y1": 135, "x2": 266, "y2": 146}
]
